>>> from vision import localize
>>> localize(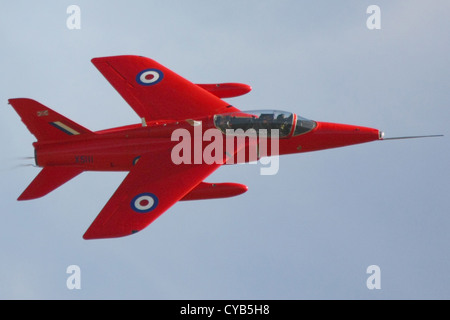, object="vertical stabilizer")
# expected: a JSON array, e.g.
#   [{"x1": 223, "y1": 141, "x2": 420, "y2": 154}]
[{"x1": 8, "y1": 98, "x2": 93, "y2": 142}]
